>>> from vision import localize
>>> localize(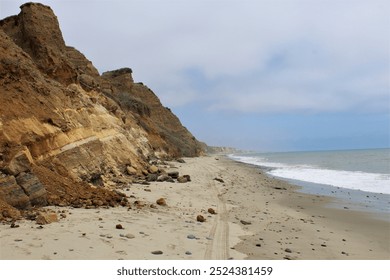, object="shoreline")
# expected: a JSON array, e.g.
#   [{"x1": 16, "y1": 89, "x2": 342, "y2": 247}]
[
  {"x1": 291, "y1": 178, "x2": 390, "y2": 221},
  {"x1": 221, "y1": 157, "x2": 389, "y2": 259},
  {"x1": 1, "y1": 155, "x2": 389, "y2": 260},
  {"x1": 231, "y1": 159, "x2": 390, "y2": 222}
]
